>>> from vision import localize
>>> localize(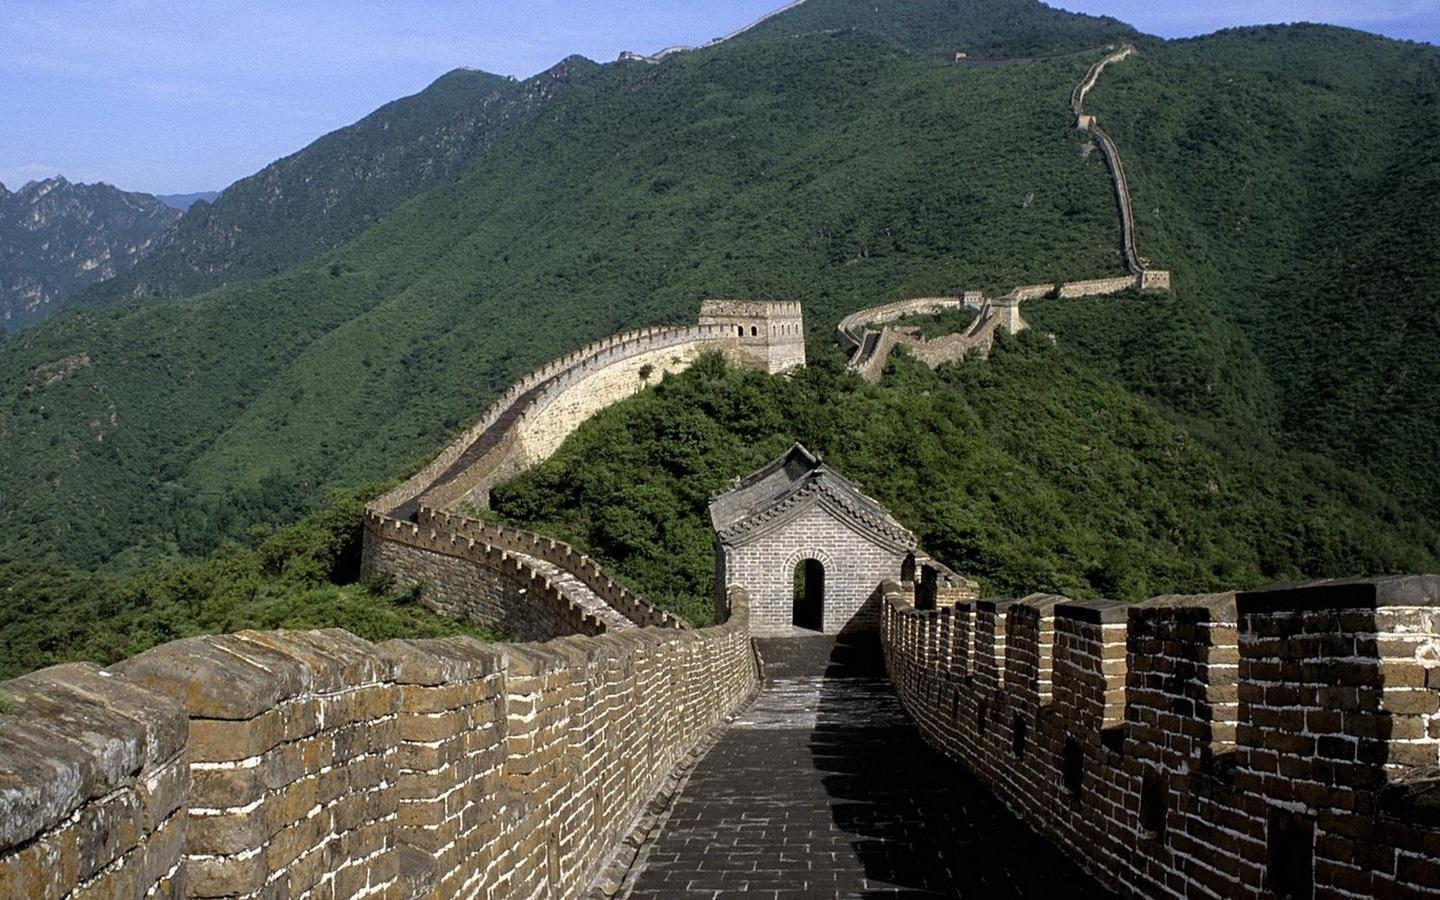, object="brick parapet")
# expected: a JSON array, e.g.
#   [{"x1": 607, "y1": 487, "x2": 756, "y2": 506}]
[
  {"x1": 363, "y1": 511, "x2": 607, "y2": 641},
  {"x1": 408, "y1": 325, "x2": 739, "y2": 515},
  {"x1": 413, "y1": 508, "x2": 682, "y2": 630},
  {"x1": 880, "y1": 576, "x2": 1440, "y2": 898},
  {"x1": 914, "y1": 558, "x2": 981, "y2": 612},
  {"x1": 370, "y1": 323, "x2": 735, "y2": 518},
  {"x1": 0, "y1": 592, "x2": 758, "y2": 900},
  {"x1": 364, "y1": 304, "x2": 803, "y2": 640},
  {"x1": 835, "y1": 297, "x2": 968, "y2": 350}
]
